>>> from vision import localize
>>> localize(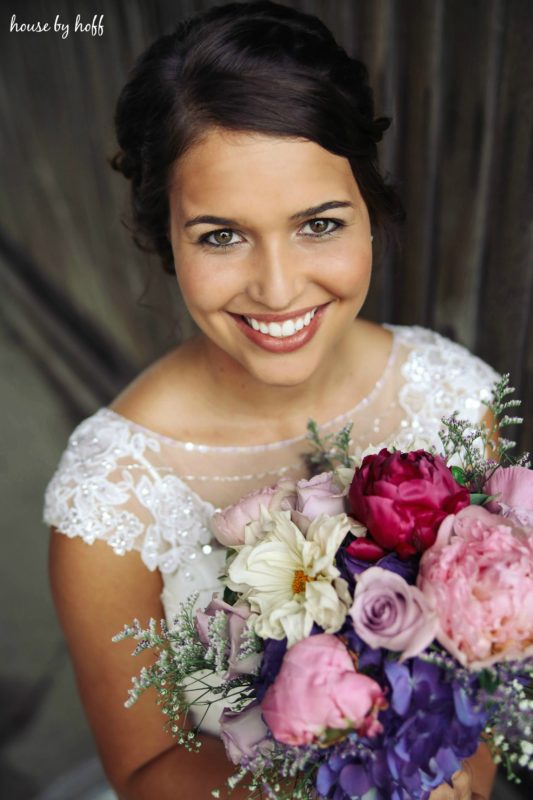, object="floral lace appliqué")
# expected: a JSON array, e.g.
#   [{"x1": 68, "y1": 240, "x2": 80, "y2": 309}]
[{"x1": 43, "y1": 414, "x2": 216, "y2": 574}]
